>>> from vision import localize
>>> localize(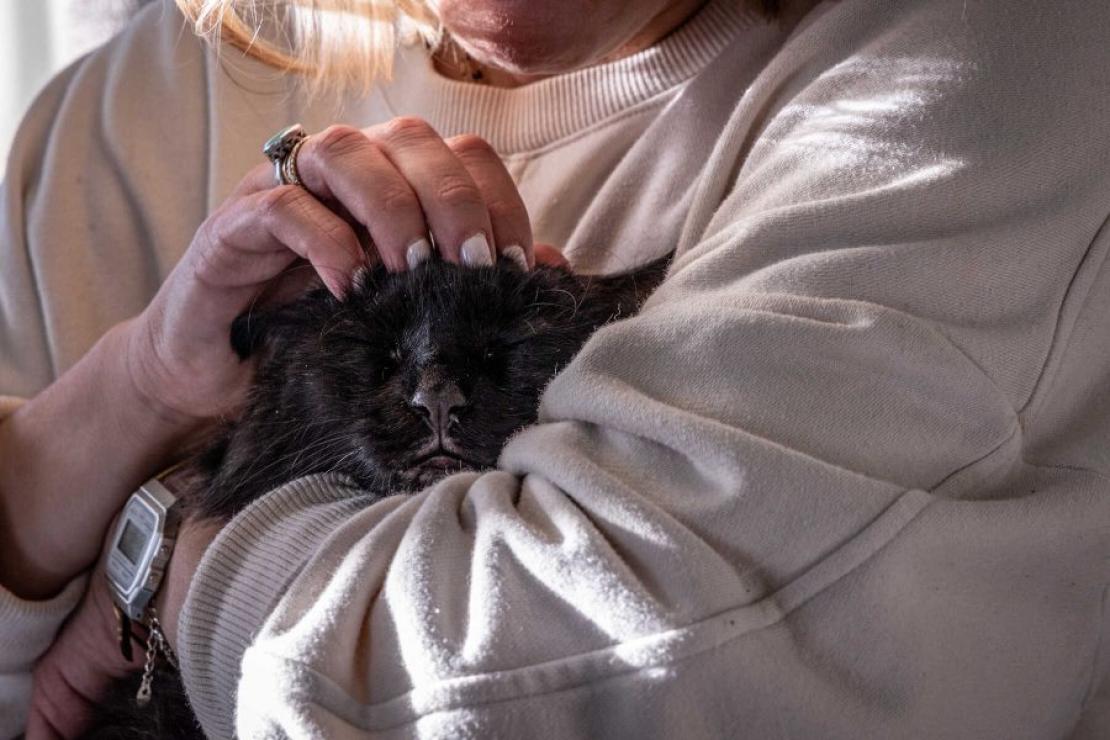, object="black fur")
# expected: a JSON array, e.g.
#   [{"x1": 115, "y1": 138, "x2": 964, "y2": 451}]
[
  {"x1": 84, "y1": 666, "x2": 200, "y2": 740},
  {"x1": 200, "y1": 254, "x2": 669, "y2": 518},
  {"x1": 86, "y1": 254, "x2": 669, "y2": 738}
]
